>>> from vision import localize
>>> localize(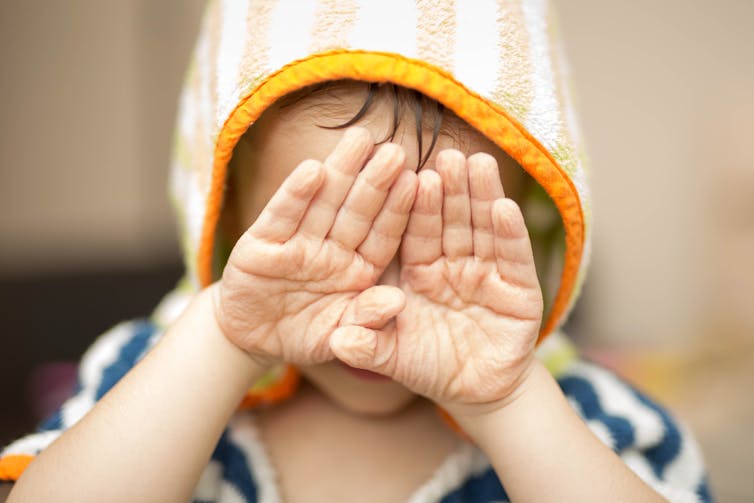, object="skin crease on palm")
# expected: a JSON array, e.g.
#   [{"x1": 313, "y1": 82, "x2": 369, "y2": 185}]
[{"x1": 217, "y1": 82, "x2": 543, "y2": 418}]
